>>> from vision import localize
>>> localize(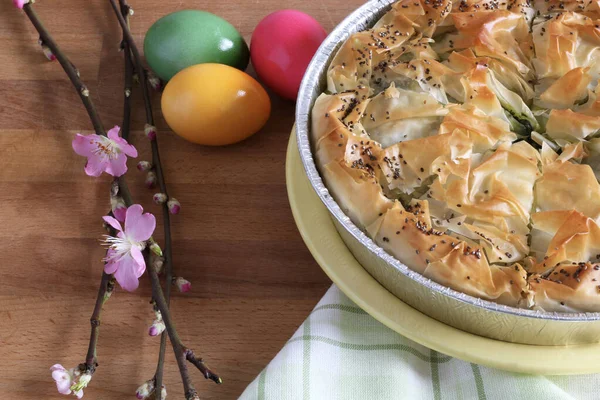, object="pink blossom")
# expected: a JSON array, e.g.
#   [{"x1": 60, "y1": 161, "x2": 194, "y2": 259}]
[
  {"x1": 149, "y1": 311, "x2": 165, "y2": 336},
  {"x1": 153, "y1": 193, "x2": 167, "y2": 204},
  {"x1": 42, "y1": 44, "x2": 56, "y2": 61},
  {"x1": 149, "y1": 320, "x2": 166, "y2": 336},
  {"x1": 174, "y1": 277, "x2": 191, "y2": 293},
  {"x1": 13, "y1": 0, "x2": 29, "y2": 9},
  {"x1": 112, "y1": 206, "x2": 127, "y2": 223},
  {"x1": 102, "y1": 205, "x2": 156, "y2": 291},
  {"x1": 144, "y1": 124, "x2": 157, "y2": 140},
  {"x1": 145, "y1": 171, "x2": 157, "y2": 188},
  {"x1": 50, "y1": 364, "x2": 86, "y2": 398},
  {"x1": 147, "y1": 71, "x2": 163, "y2": 91},
  {"x1": 167, "y1": 198, "x2": 181, "y2": 215},
  {"x1": 51, "y1": 365, "x2": 73, "y2": 395},
  {"x1": 72, "y1": 126, "x2": 137, "y2": 177},
  {"x1": 137, "y1": 161, "x2": 152, "y2": 172},
  {"x1": 110, "y1": 196, "x2": 127, "y2": 223}
]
